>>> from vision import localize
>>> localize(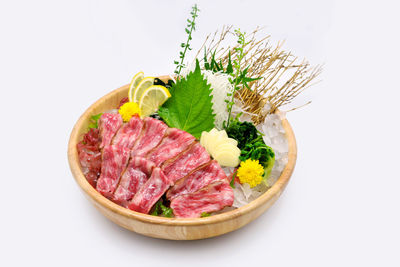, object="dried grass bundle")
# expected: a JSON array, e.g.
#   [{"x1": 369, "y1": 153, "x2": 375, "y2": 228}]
[{"x1": 197, "y1": 26, "x2": 322, "y2": 124}]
